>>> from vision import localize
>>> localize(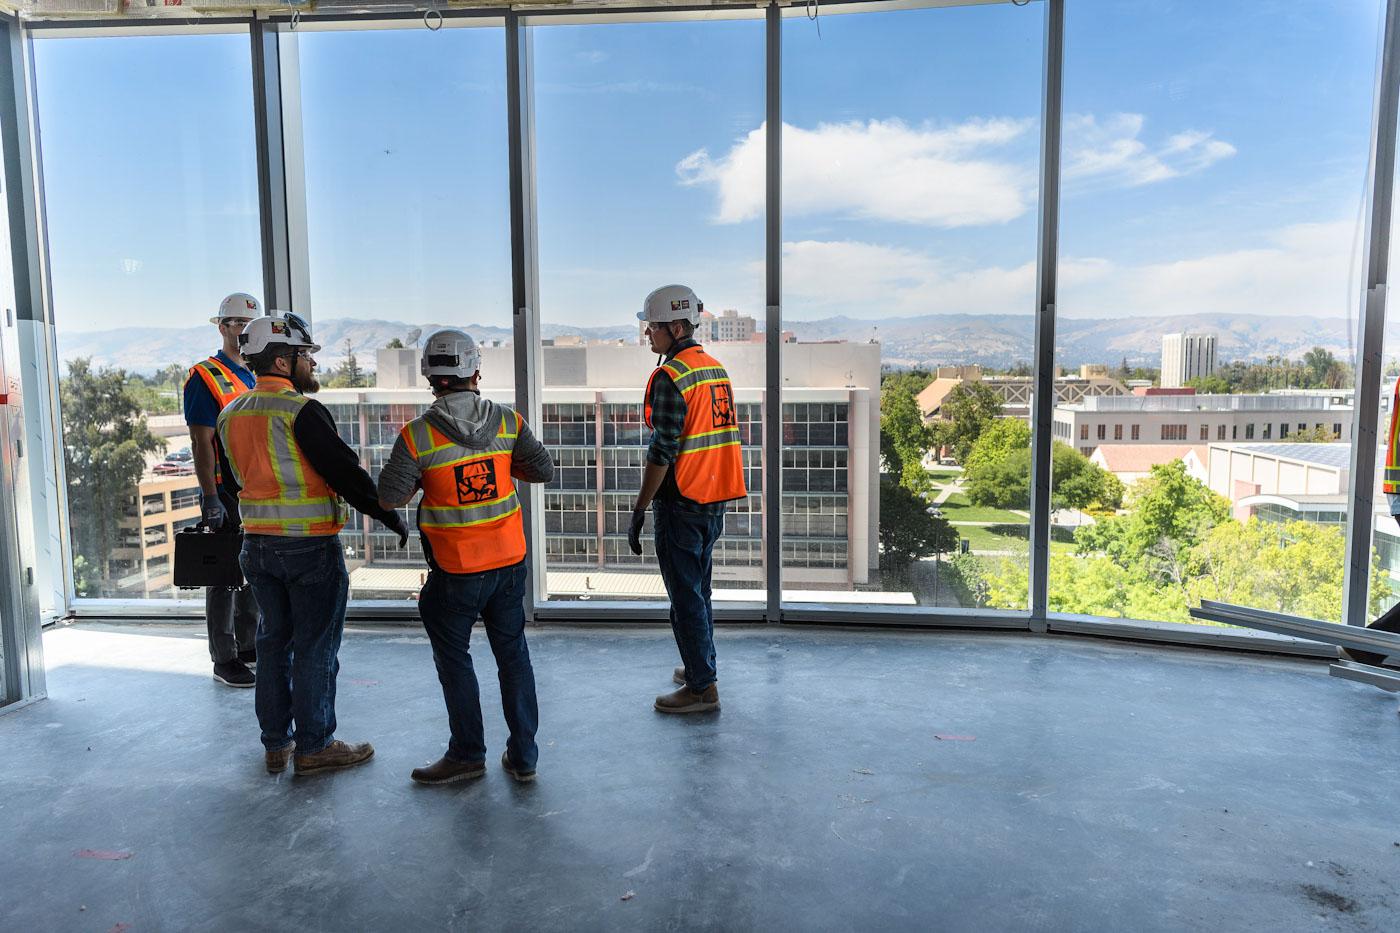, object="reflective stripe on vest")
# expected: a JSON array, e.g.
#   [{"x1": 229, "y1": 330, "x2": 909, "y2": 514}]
[
  {"x1": 402, "y1": 409, "x2": 526, "y2": 574},
  {"x1": 216, "y1": 377, "x2": 347, "y2": 537},
  {"x1": 1388, "y1": 379, "x2": 1400, "y2": 495},
  {"x1": 643, "y1": 345, "x2": 747, "y2": 505},
  {"x1": 187, "y1": 356, "x2": 248, "y2": 411}
]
